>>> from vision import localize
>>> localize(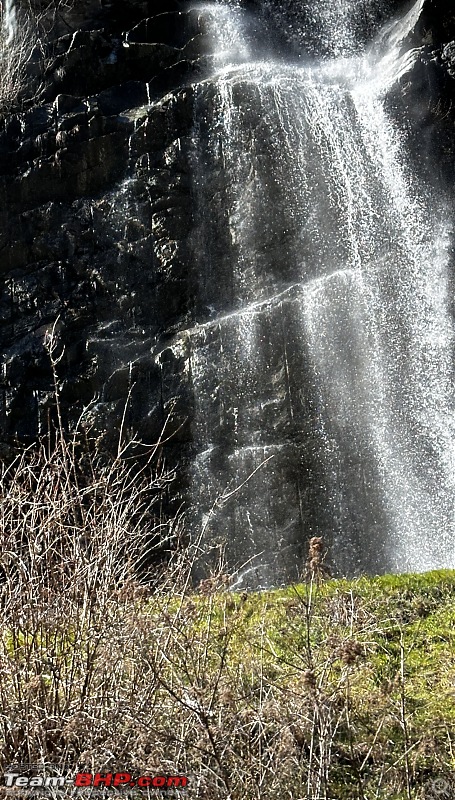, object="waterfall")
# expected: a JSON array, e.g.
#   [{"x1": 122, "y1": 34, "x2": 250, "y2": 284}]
[{"x1": 177, "y1": 0, "x2": 455, "y2": 585}]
